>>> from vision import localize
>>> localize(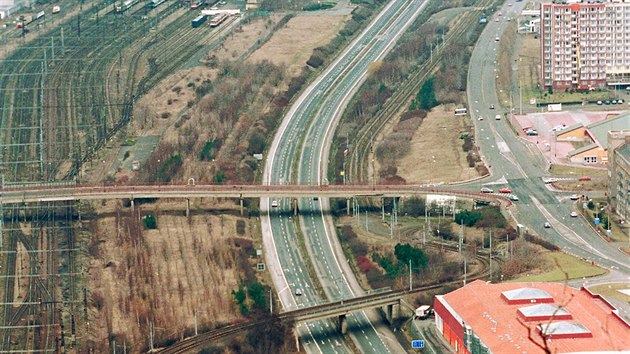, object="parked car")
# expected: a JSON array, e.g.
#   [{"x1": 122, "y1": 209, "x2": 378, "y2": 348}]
[
  {"x1": 570, "y1": 194, "x2": 580, "y2": 200},
  {"x1": 508, "y1": 194, "x2": 519, "y2": 201},
  {"x1": 544, "y1": 222, "x2": 551, "y2": 228},
  {"x1": 489, "y1": 104, "x2": 495, "y2": 109},
  {"x1": 271, "y1": 200, "x2": 278, "y2": 207},
  {"x1": 495, "y1": 114, "x2": 501, "y2": 120},
  {"x1": 498, "y1": 188, "x2": 512, "y2": 194},
  {"x1": 478, "y1": 116, "x2": 484, "y2": 121},
  {"x1": 597, "y1": 100, "x2": 603, "y2": 105},
  {"x1": 570, "y1": 211, "x2": 579, "y2": 217},
  {"x1": 295, "y1": 288, "x2": 303, "y2": 296},
  {"x1": 525, "y1": 129, "x2": 538, "y2": 136},
  {"x1": 480, "y1": 187, "x2": 494, "y2": 193}
]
